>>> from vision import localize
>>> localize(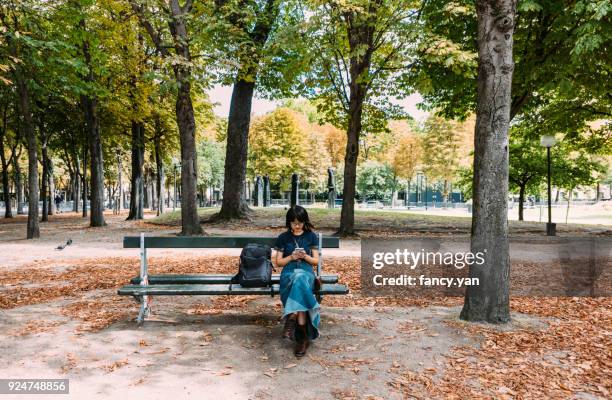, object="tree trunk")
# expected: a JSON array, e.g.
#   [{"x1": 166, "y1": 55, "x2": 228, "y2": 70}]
[
  {"x1": 82, "y1": 140, "x2": 88, "y2": 217},
  {"x1": 518, "y1": 183, "x2": 525, "y2": 221},
  {"x1": 460, "y1": 0, "x2": 515, "y2": 324},
  {"x1": 566, "y1": 189, "x2": 572, "y2": 224},
  {"x1": 16, "y1": 73, "x2": 39, "y2": 238},
  {"x1": 217, "y1": 79, "x2": 254, "y2": 220},
  {"x1": 336, "y1": 5, "x2": 377, "y2": 236},
  {"x1": 338, "y1": 79, "x2": 367, "y2": 235},
  {"x1": 154, "y1": 130, "x2": 164, "y2": 216},
  {"x1": 127, "y1": 120, "x2": 144, "y2": 220},
  {"x1": 8, "y1": 24, "x2": 38, "y2": 236},
  {"x1": 214, "y1": 0, "x2": 279, "y2": 220},
  {"x1": 74, "y1": 158, "x2": 81, "y2": 213},
  {"x1": 14, "y1": 157, "x2": 24, "y2": 215},
  {"x1": 173, "y1": 76, "x2": 201, "y2": 233},
  {"x1": 41, "y1": 131, "x2": 49, "y2": 222},
  {"x1": 143, "y1": 170, "x2": 150, "y2": 209},
  {"x1": 48, "y1": 159, "x2": 55, "y2": 215},
  {"x1": 81, "y1": 26, "x2": 106, "y2": 227},
  {"x1": 164, "y1": 0, "x2": 201, "y2": 234},
  {"x1": 117, "y1": 152, "x2": 122, "y2": 212},
  {"x1": 0, "y1": 131, "x2": 12, "y2": 218},
  {"x1": 150, "y1": 171, "x2": 156, "y2": 210},
  {"x1": 83, "y1": 95, "x2": 106, "y2": 226}
]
